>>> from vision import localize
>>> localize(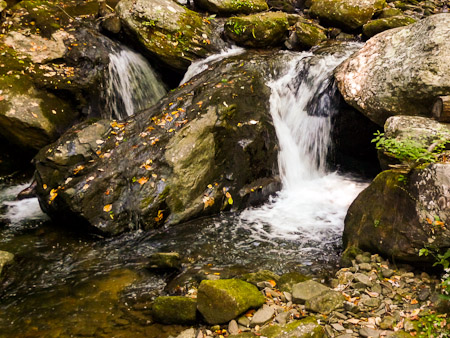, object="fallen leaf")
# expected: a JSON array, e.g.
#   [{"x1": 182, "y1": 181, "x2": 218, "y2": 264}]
[
  {"x1": 103, "y1": 204, "x2": 112, "y2": 212},
  {"x1": 155, "y1": 210, "x2": 164, "y2": 222},
  {"x1": 138, "y1": 177, "x2": 148, "y2": 185}
]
